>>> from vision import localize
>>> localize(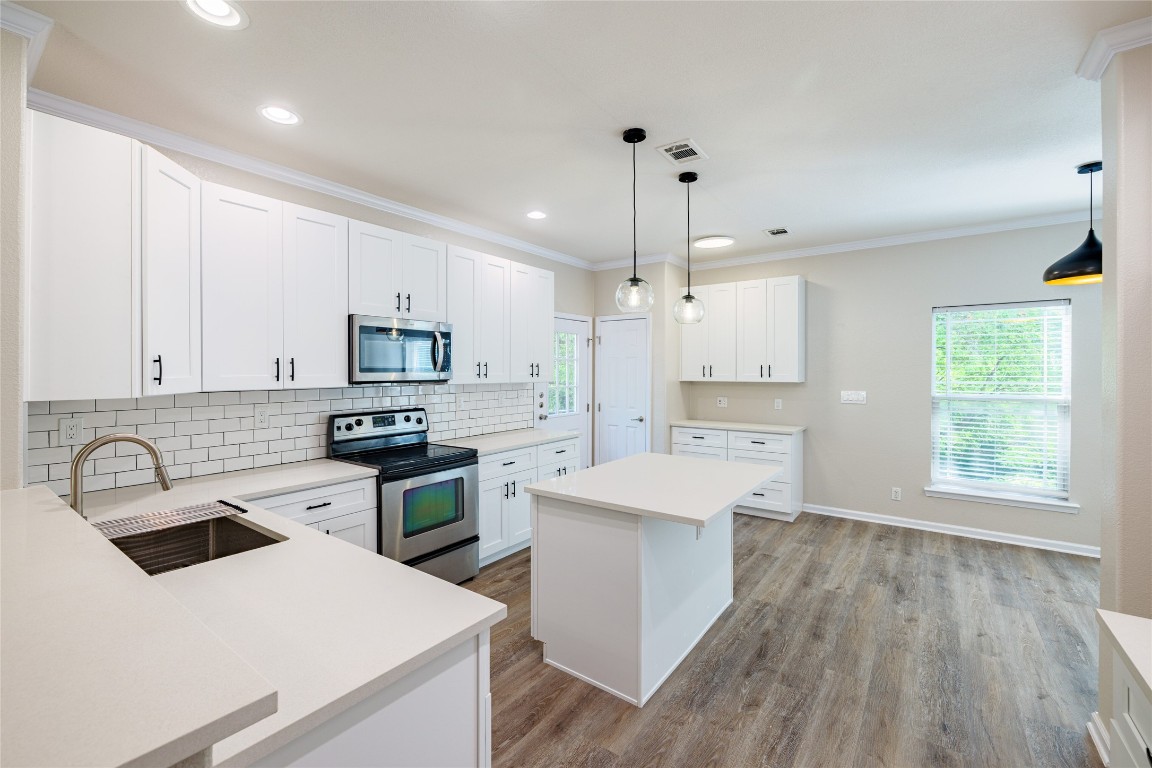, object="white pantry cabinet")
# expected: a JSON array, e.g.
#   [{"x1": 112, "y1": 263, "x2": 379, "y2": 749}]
[
  {"x1": 735, "y1": 276, "x2": 806, "y2": 382},
  {"x1": 510, "y1": 262, "x2": 555, "y2": 383},
  {"x1": 348, "y1": 220, "x2": 447, "y2": 322},
  {"x1": 680, "y1": 283, "x2": 738, "y2": 381},
  {"x1": 447, "y1": 245, "x2": 513, "y2": 383},
  {"x1": 283, "y1": 204, "x2": 349, "y2": 389},
  {"x1": 141, "y1": 146, "x2": 201, "y2": 396}
]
